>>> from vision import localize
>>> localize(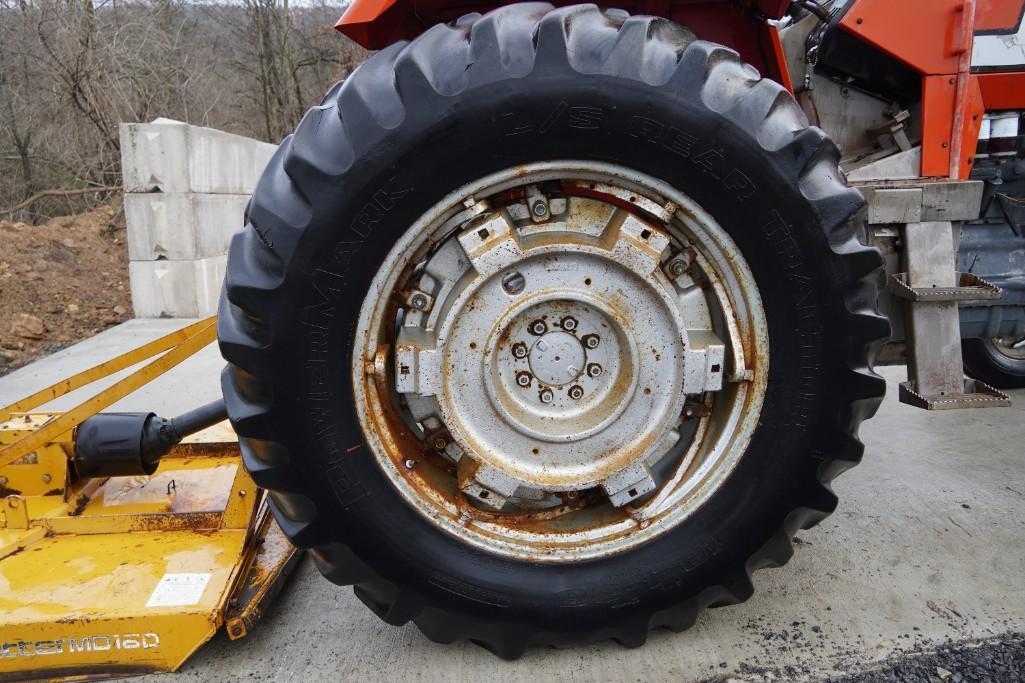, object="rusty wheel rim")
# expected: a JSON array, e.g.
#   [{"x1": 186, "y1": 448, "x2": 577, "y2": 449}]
[{"x1": 353, "y1": 162, "x2": 768, "y2": 562}]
